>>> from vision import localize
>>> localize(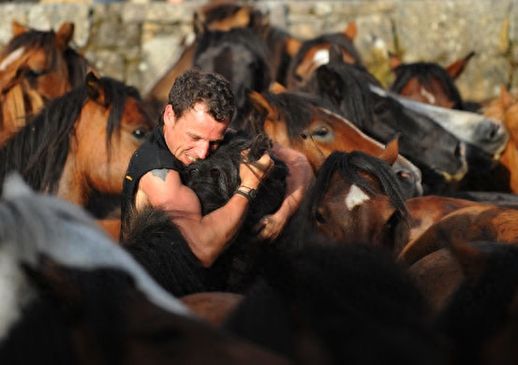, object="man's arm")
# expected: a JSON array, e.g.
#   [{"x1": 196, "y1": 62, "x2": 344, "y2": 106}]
[
  {"x1": 256, "y1": 143, "x2": 314, "y2": 240},
  {"x1": 138, "y1": 153, "x2": 272, "y2": 268}
]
